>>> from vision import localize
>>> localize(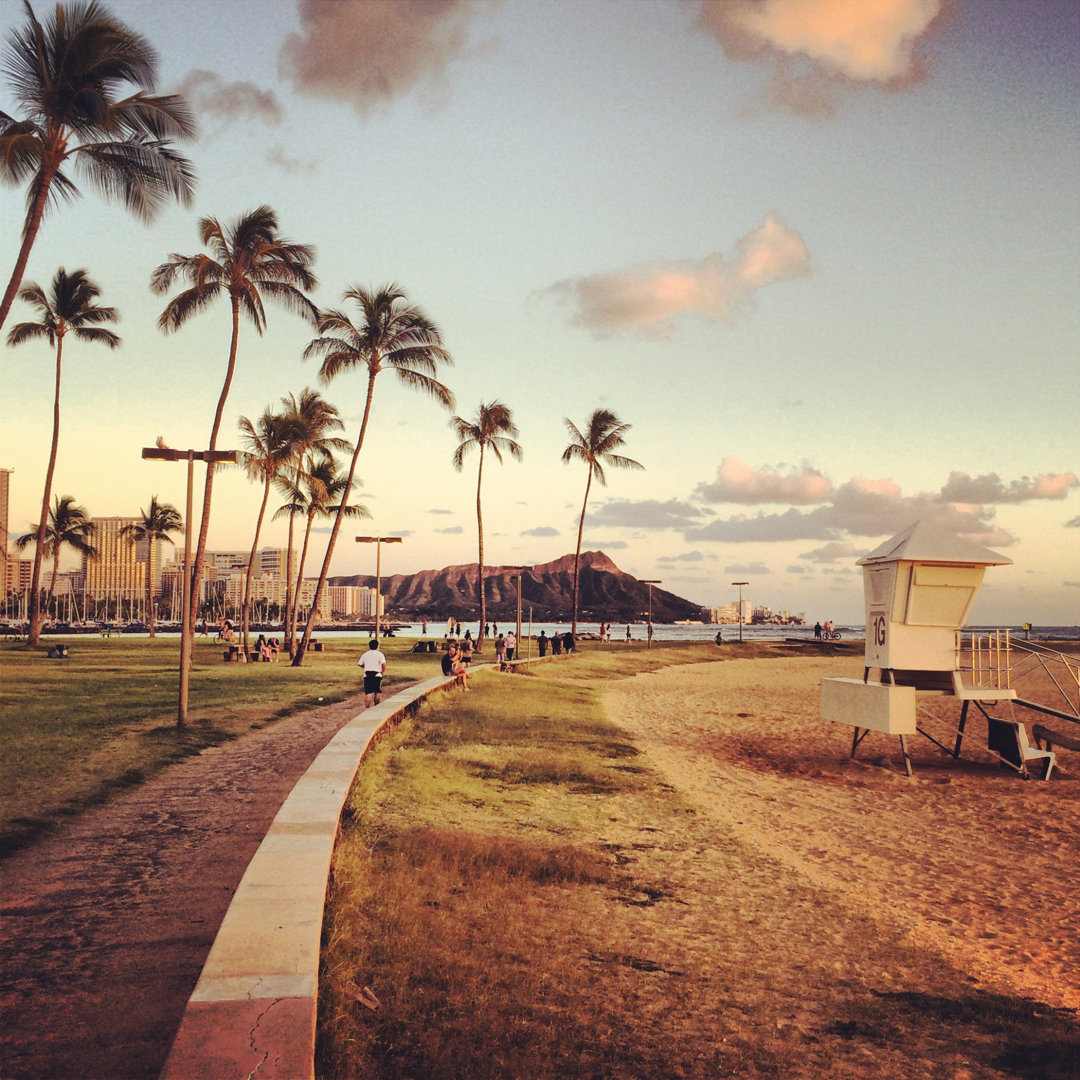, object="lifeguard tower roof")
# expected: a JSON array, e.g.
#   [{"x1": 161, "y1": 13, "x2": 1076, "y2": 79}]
[{"x1": 856, "y1": 521, "x2": 1012, "y2": 567}]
